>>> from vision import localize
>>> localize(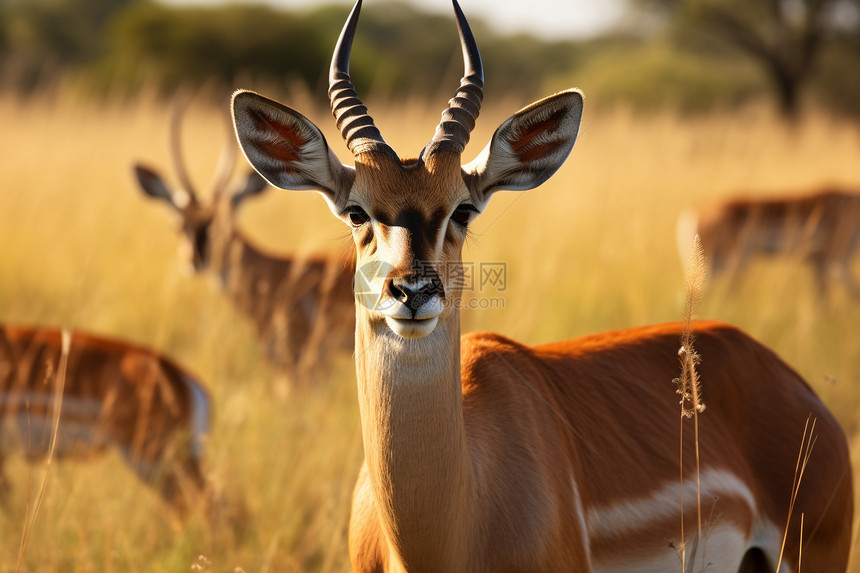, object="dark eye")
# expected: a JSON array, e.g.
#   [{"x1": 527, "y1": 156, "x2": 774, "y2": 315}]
[
  {"x1": 451, "y1": 204, "x2": 478, "y2": 227},
  {"x1": 346, "y1": 206, "x2": 370, "y2": 227}
]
